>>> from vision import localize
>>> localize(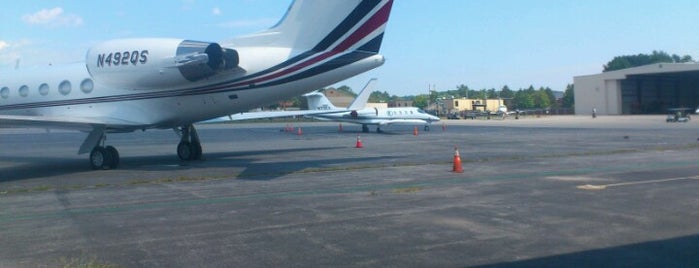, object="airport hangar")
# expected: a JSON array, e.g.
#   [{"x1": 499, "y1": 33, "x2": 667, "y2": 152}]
[{"x1": 574, "y1": 63, "x2": 699, "y2": 115}]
